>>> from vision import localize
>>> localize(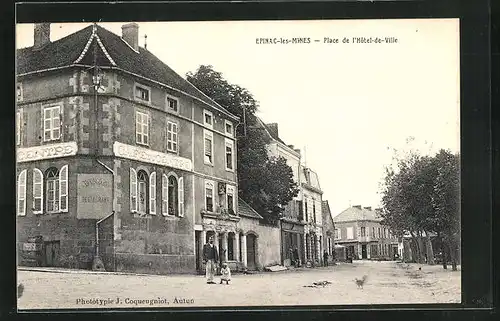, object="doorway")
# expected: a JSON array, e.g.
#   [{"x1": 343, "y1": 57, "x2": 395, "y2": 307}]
[
  {"x1": 246, "y1": 234, "x2": 257, "y2": 270},
  {"x1": 195, "y1": 231, "x2": 201, "y2": 272},
  {"x1": 44, "y1": 241, "x2": 60, "y2": 267},
  {"x1": 361, "y1": 244, "x2": 367, "y2": 259}
]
